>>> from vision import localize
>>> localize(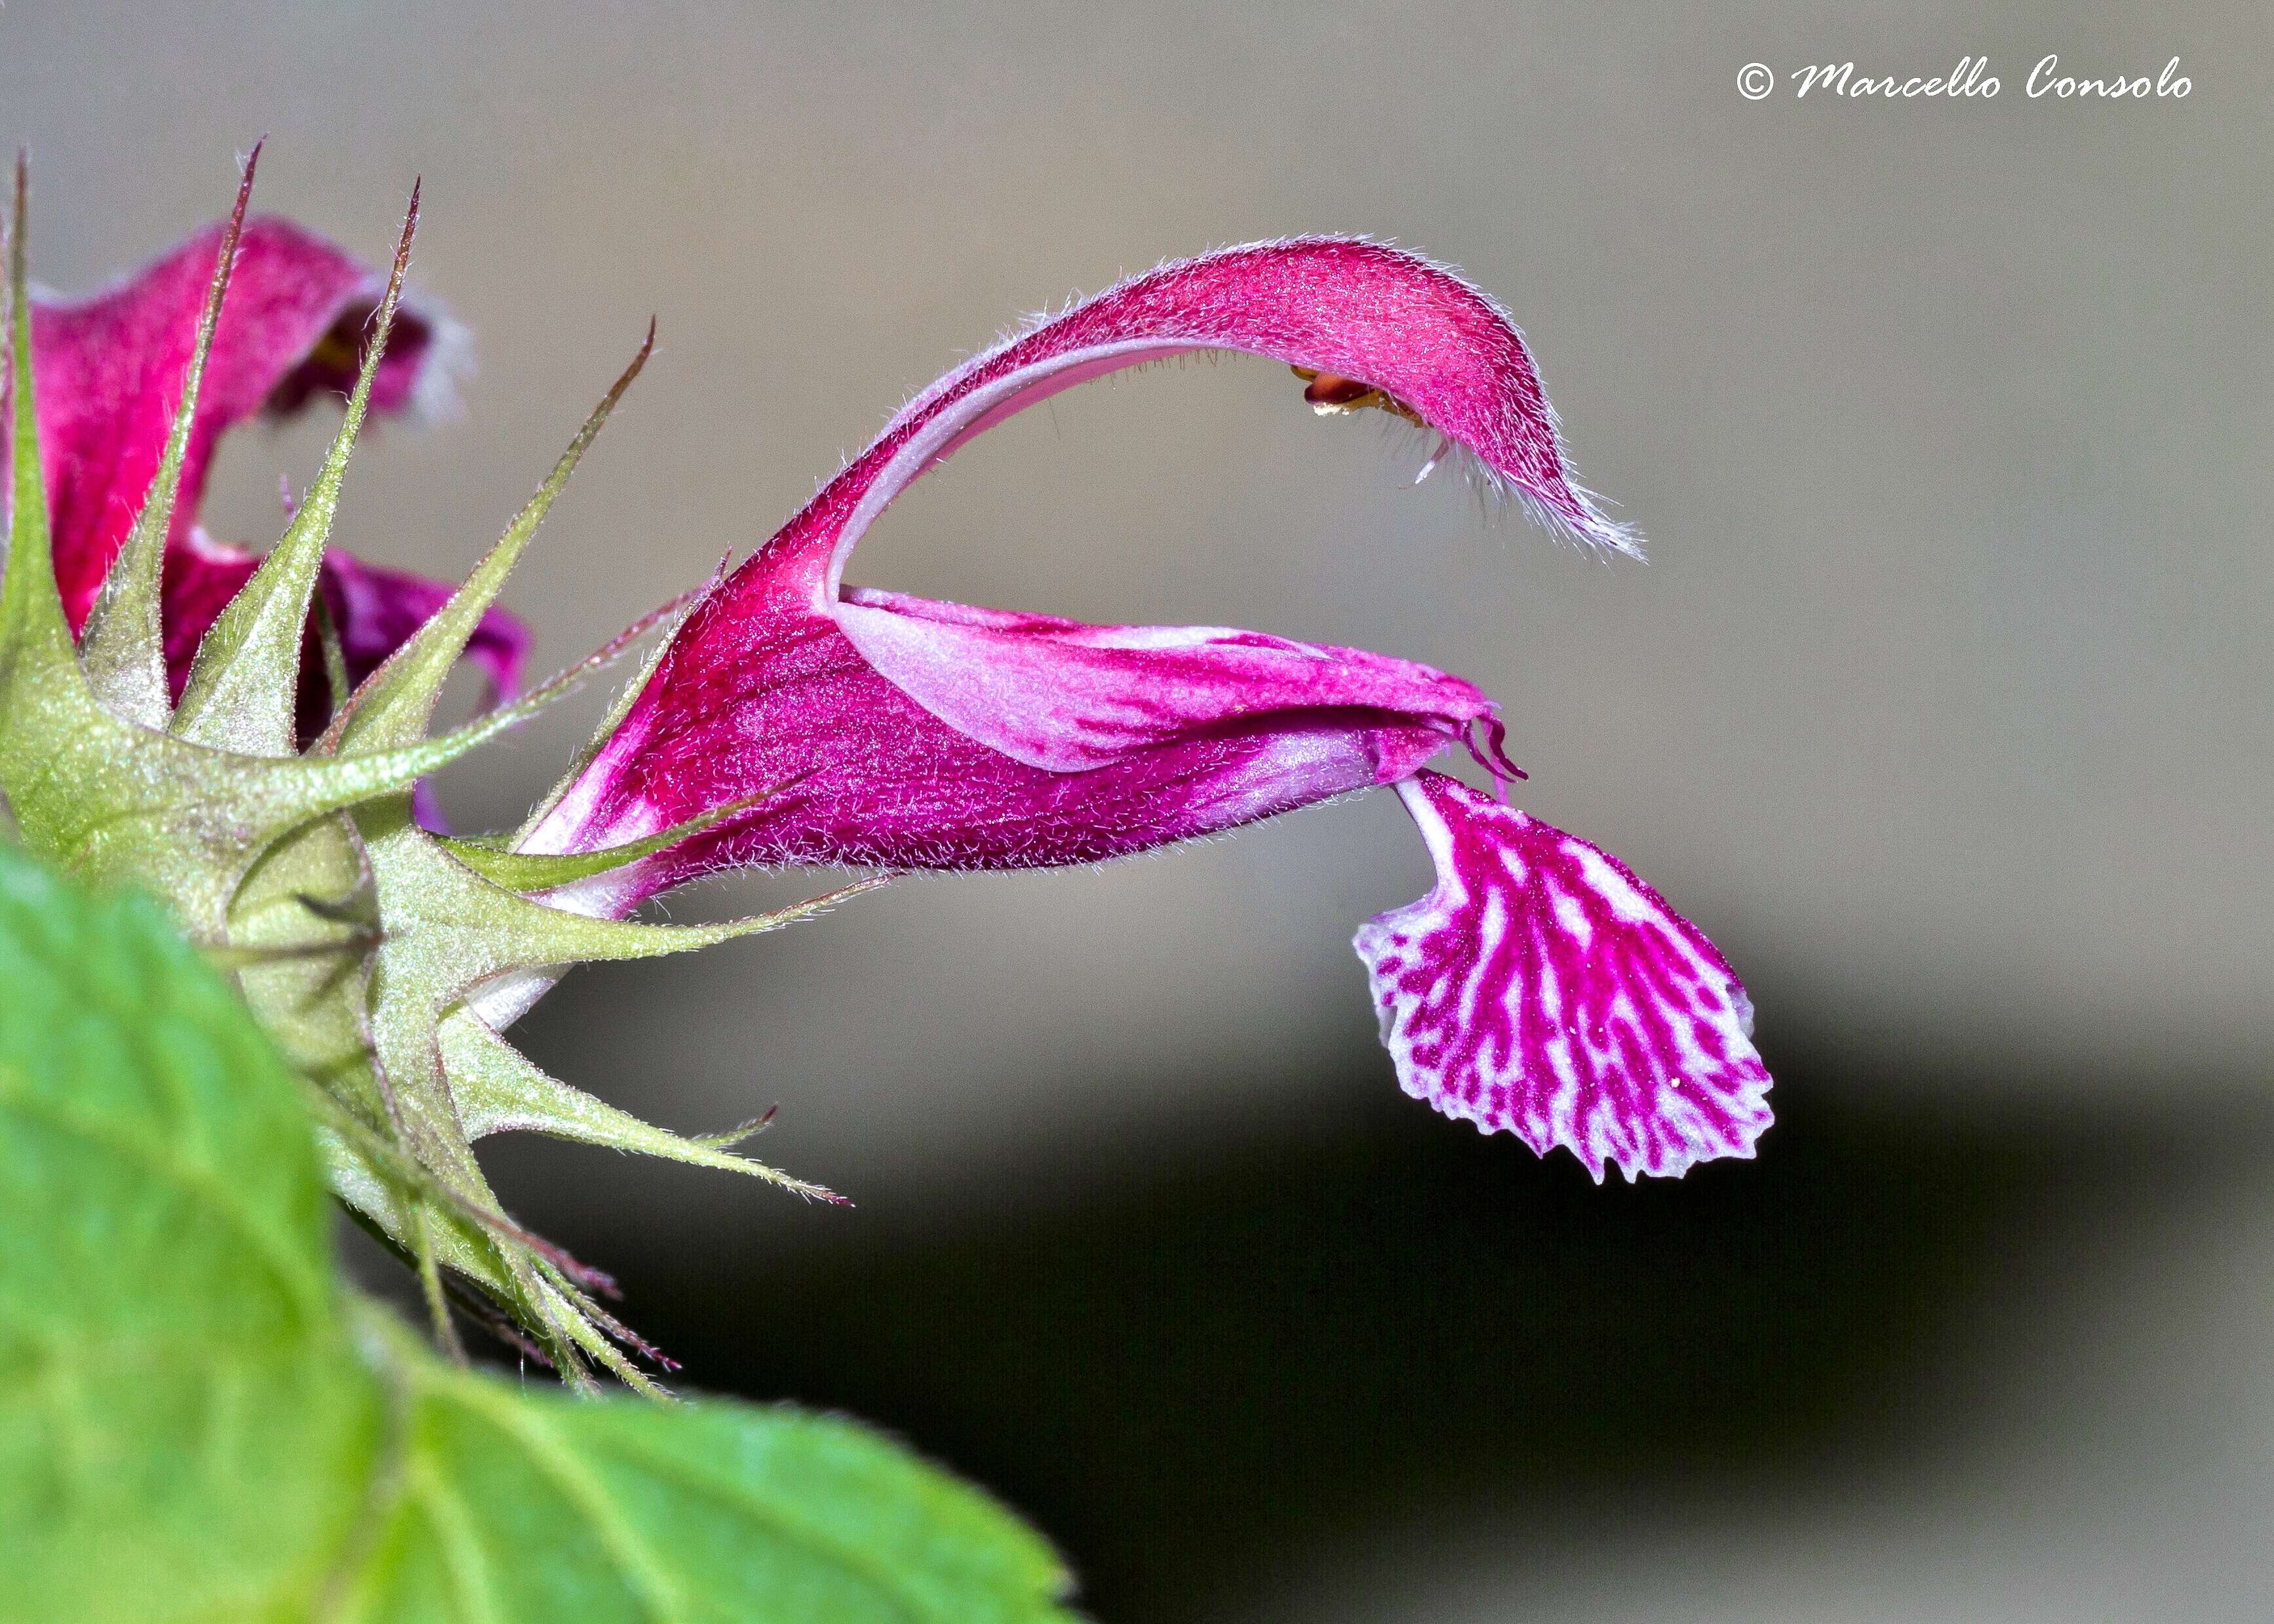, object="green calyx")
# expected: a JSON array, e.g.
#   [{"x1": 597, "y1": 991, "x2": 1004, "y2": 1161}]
[{"x1": 0, "y1": 157, "x2": 871, "y2": 1387}]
